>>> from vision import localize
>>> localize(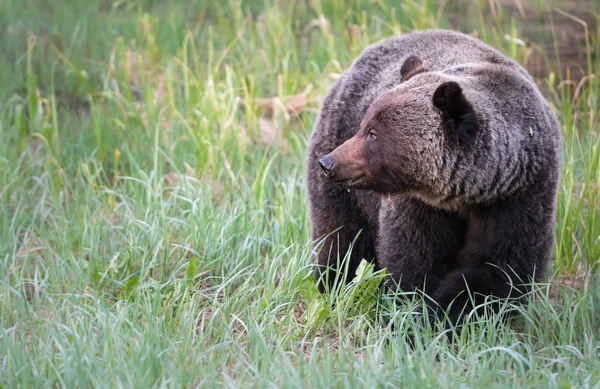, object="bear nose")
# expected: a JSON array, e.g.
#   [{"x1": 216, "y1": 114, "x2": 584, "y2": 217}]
[{"x1": 319, "y1": 156, "x2": 335, "y2": 176}]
